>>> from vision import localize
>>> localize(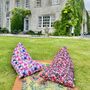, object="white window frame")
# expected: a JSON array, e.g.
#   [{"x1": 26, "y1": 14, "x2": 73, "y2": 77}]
[
  {"x1": 25, "y1": 17, "x2": 29, "y2": 31},
  {"x1": 52, "y1": 0, "x2": 59, "y2": 5},
  {"x1": 38, "y1": 15, "x2": 55, "y2": 28}
]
